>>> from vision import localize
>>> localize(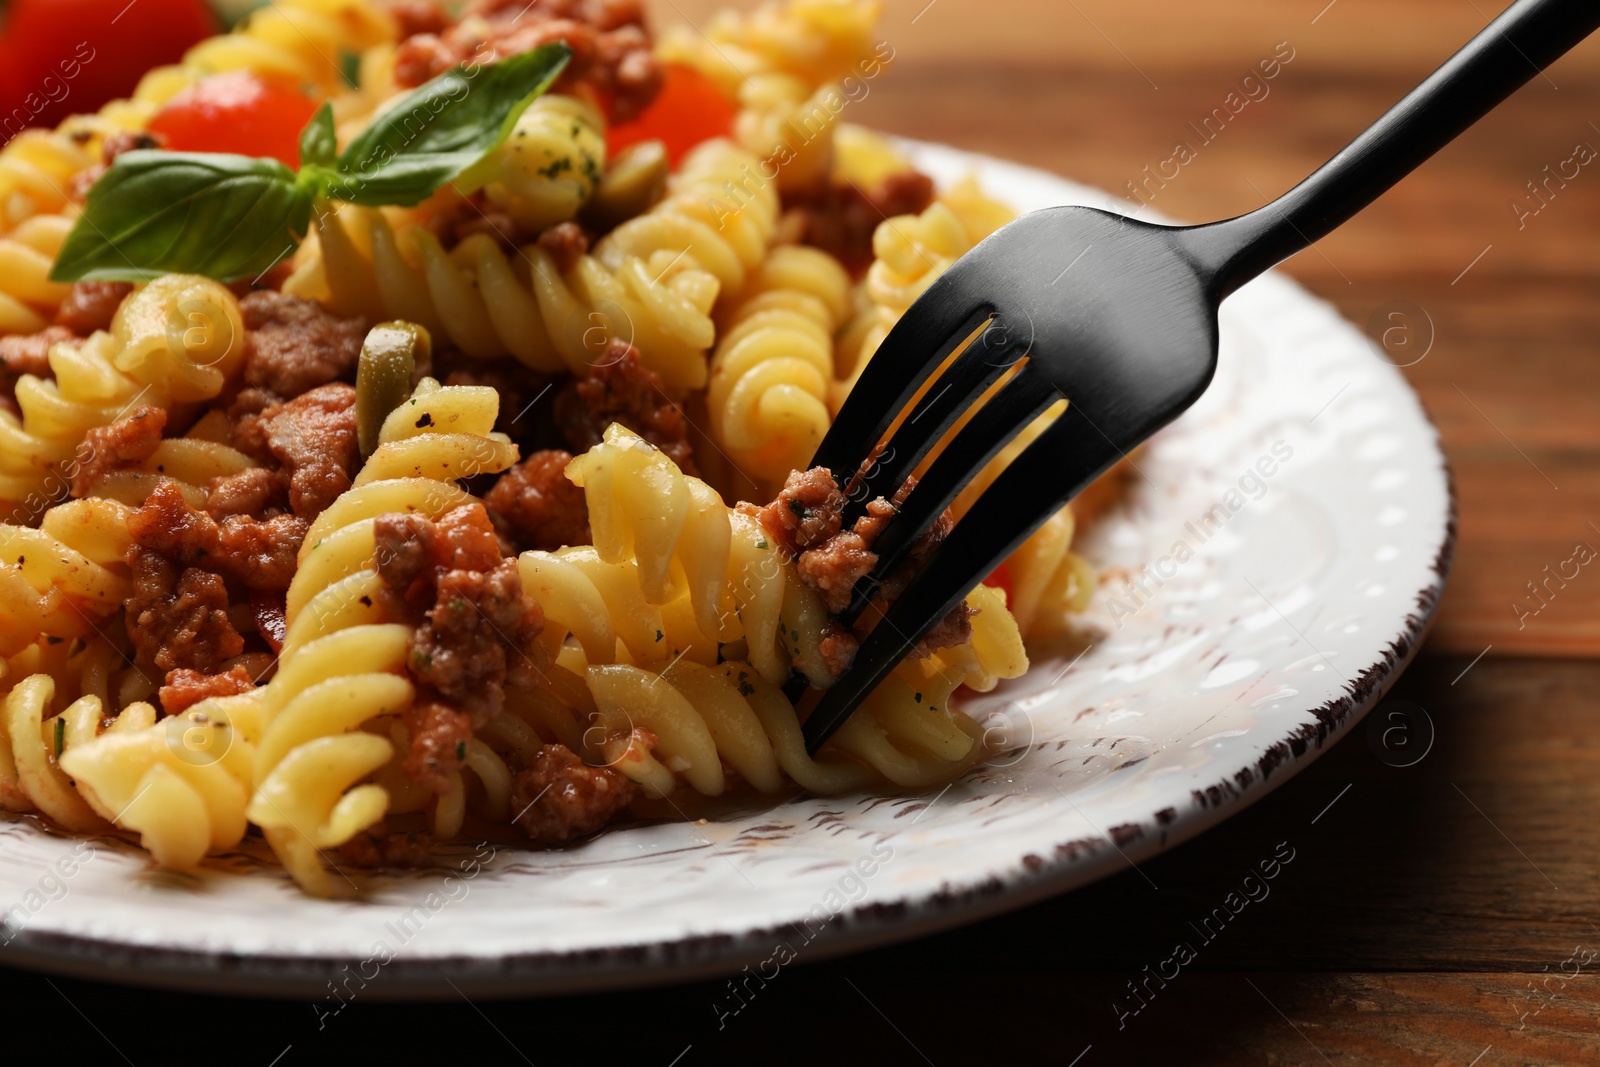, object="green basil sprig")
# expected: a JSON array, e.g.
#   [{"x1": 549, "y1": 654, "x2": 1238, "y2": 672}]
[{"x1": 50, "y1": 42, "x2": 572, "y2": 284}]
